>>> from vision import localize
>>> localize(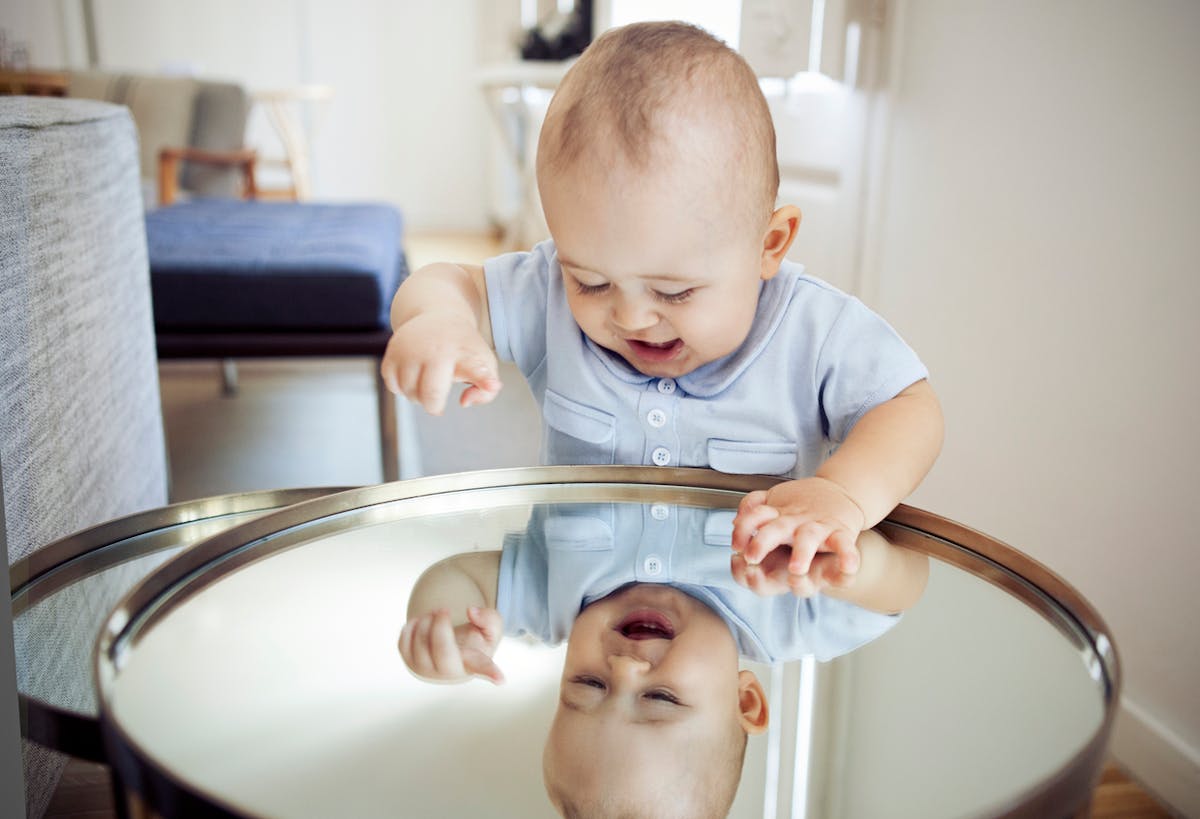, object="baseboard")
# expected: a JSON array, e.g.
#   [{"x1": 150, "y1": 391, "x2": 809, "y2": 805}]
[{"x1": 1110, "y1": 697, "x2": 1200, "y2": 817}]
